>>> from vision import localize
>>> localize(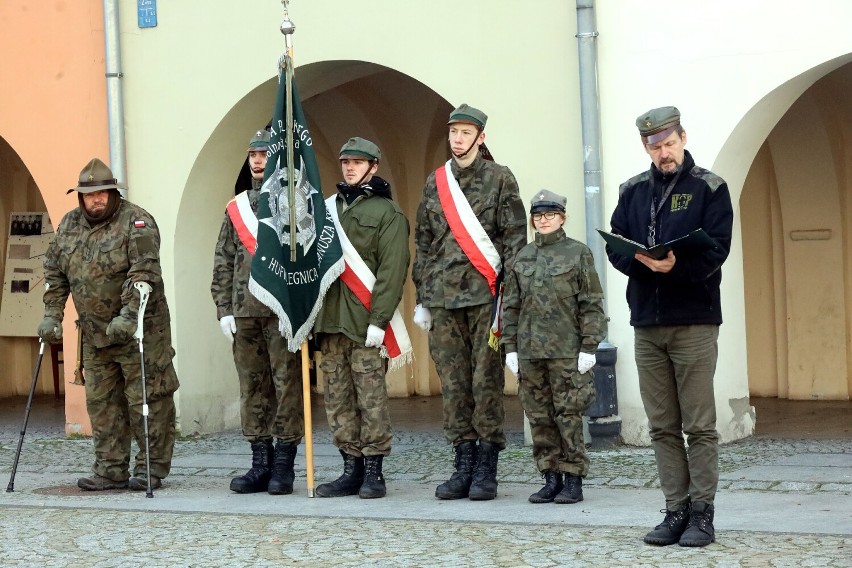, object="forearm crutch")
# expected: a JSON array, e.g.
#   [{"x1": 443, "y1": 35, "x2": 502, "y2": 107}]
[
  {"x1": 6, "y1": 339, "x2": 47, "y2": 492},
  {"x1": 133, "y1": 281, "x2": 154, "y2": 498}
]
